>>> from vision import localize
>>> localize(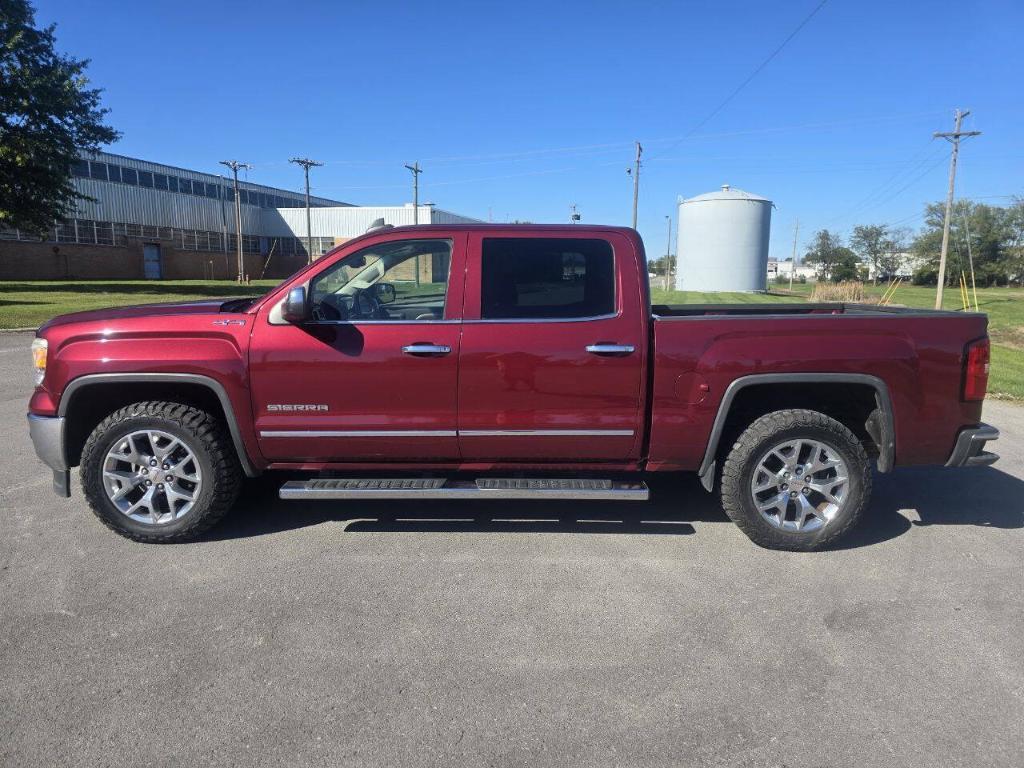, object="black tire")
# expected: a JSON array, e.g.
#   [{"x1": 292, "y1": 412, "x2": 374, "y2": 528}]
[
  {"x1": 719, "y1": 409, "x2": 871, "y2": 551},
  {"x1": 80, "y1": 401, "x2": 242, "y2": 543}
]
